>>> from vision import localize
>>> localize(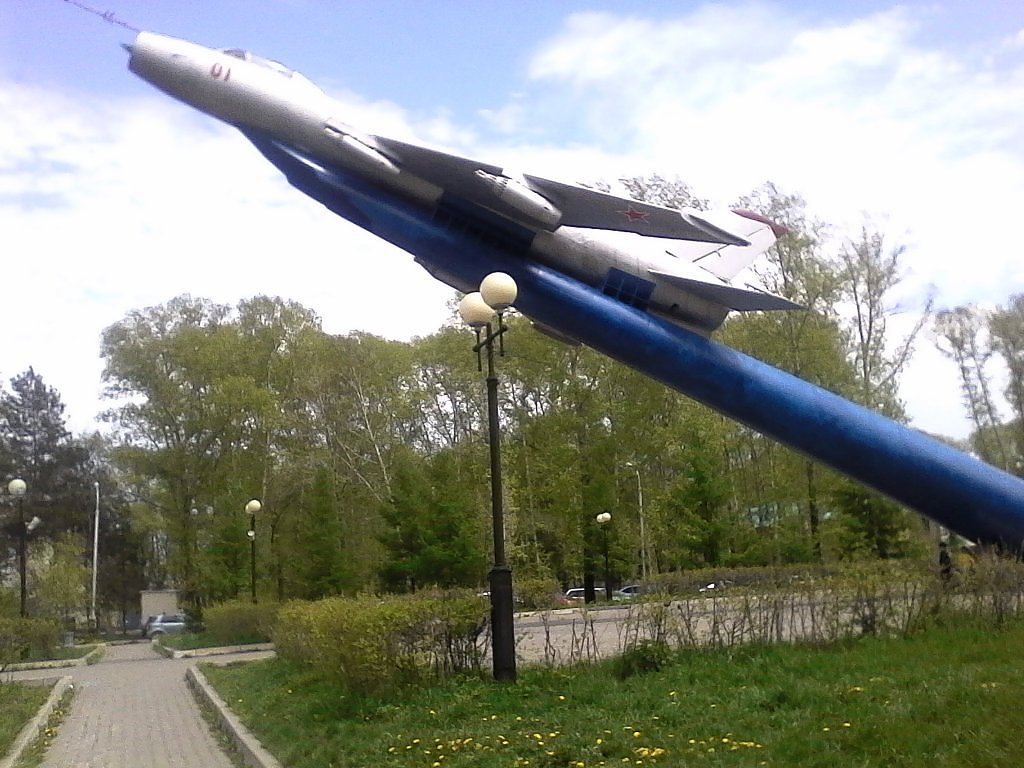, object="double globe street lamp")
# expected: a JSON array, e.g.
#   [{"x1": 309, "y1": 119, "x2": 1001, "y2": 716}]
[
  {"x1": 7, "y1": 479, "x2": 41, "y2": 617},
  {"x1": 245, "y1": 499, "x2": 261, "y2": 604},
  {"x1": 459, "y1": 272, "x2": 518, "y2": 683}
]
